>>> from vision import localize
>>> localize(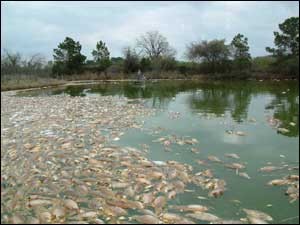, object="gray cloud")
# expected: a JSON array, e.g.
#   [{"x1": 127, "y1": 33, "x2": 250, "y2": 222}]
[{"x1": 1, "y1": 1, "x2": 299, "y2": 60}]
